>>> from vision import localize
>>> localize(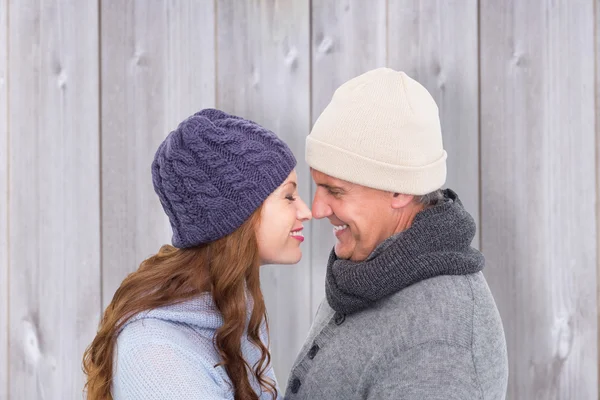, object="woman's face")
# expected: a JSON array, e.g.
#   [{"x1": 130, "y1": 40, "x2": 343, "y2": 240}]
[{"x1": 256, "y1": 170, "x2": 312, "y2": 265}]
